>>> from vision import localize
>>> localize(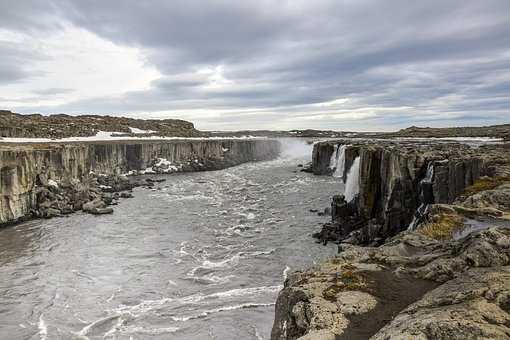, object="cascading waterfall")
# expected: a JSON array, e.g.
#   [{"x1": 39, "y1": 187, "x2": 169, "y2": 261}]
[
  {"x1": 333, "y1": 145, "x2": 347, "y2": 179},
  {"x1": 344, "y1": 156, "x2": 360, "y2": 202},
  {"x1": 408, "y1": 162, "x2": 435, "y2": 231},
  {"x1": 328, "y1": 144, "x2": 347, "y2": 180},
  {"x1": 329, "y1": 145, "x2": 339, "y2": 171}
]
